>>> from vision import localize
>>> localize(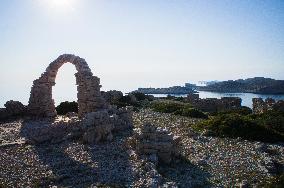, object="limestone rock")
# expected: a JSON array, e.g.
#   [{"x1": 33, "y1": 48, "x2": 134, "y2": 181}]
[
  {"x1": 21, "y1": 119, "x2": 81, "y2": 144},
  {"x1": 113, "y1": 106, "x2": 133, "y2": 131},
  {"x1": 134, "y1": 123, "x2": 179, "y2": 164},
  {"x1": 253, "y1": 98, "x2": 284, "y2": 114},
  {"x1": 27, "y1": 54, "x2": 107, "y2": 118},
  {"x1": 81, "y1": 110, "x2": 115, "y2": 144},
  {"x1": 101, "y1": 90, "x2": 123, "y2": 103}
]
